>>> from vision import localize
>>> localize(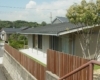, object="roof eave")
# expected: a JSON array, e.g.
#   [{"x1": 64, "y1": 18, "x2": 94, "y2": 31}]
[
  {"x1": 20, "y1": 32, "x2": 58, "y2": 36},
  {"x1": 58, "y1": 25, "x2": 97, "y2": 36},
  {"x1": 20, "y1": 25, "x2": 99, "y2": 36}
]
